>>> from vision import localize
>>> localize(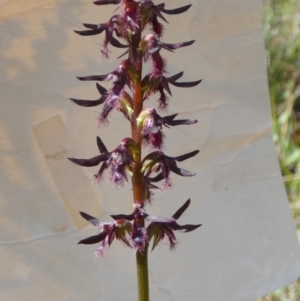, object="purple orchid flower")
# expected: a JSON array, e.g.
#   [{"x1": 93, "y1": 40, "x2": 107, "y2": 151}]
[
  {"x1": 74, "y1": 15, "x2": 120, "y2": 58},
  {"x1": 141, "y1": 149, "x2": 199, "y2": 189},
  {"x1": 68, "y1": 137, "x2": 138, "y2": 186},
  {"x1": 137, "y1": 107, "x2": 197, "y2": 149},
  {"x1": 147, "y1": 199, "x2": 201, "y2": 250},
  {"x1": 78, "y1": 211, "x2": 133, "y2": 257},
  {"x1": 139, "y1": 34, "x2": 194, "y2": 76},
  {"x1": 140, "y1": 2, "x2": 192, "y2": 37},
  {"x1": 71, "y1": 61, "x2": 136, "y2": 125},
  {"x1": 142, "y1": 71, "x2": 202, "y2": 108}
]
